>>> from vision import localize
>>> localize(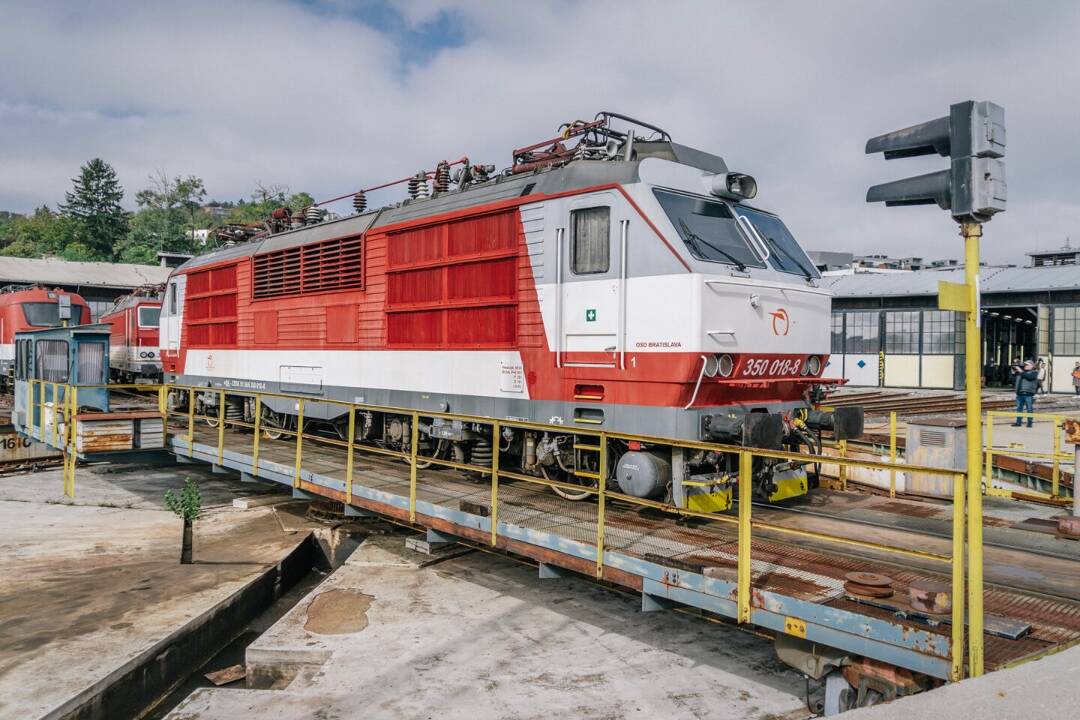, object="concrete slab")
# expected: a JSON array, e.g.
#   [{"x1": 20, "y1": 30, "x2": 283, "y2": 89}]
[
  {"x1": 844, "y1": 644, "x2": 1080, "y2": 719},
  {"x1": 167, "y1": 534, "x2": 807, "y2": 720},
  {"x1": 0, "y1": 462, "x2": 318, "y2": 720}
]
